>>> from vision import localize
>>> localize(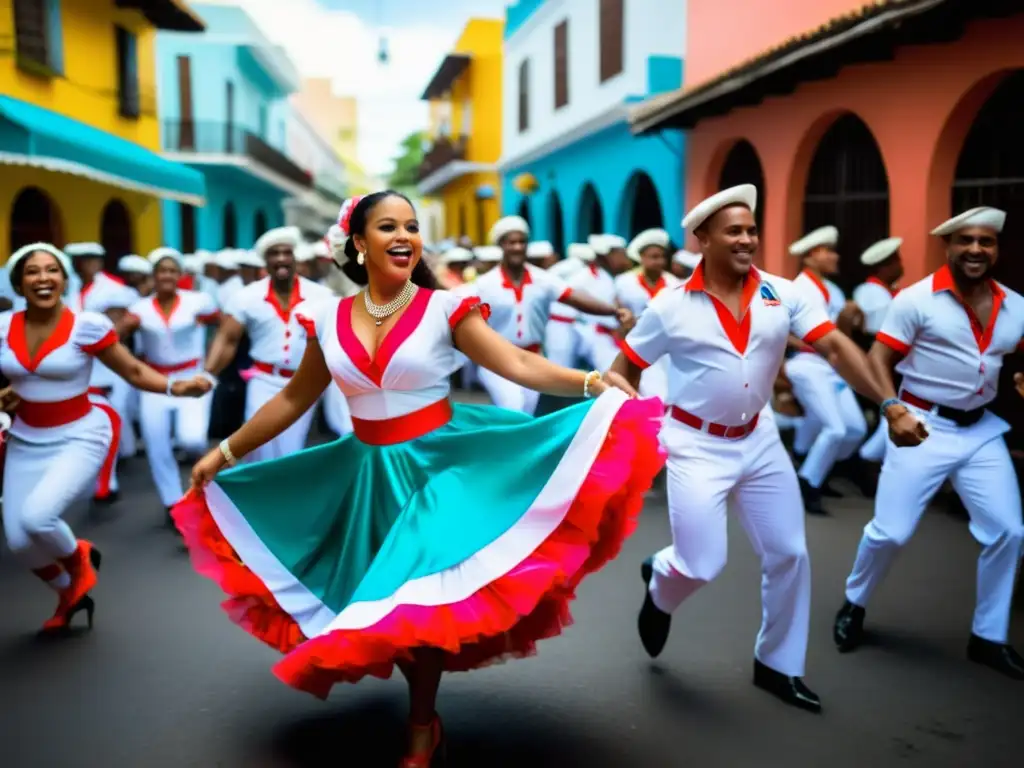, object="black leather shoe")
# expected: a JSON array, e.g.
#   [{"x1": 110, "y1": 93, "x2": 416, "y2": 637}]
[
  {"x1": 799, "y1": 479, "x2": 827, "y2": 516},
  {"x1": 967, "y1": 634, "x2": 1024, "y2": 680},
  {"x1": 638, "y1": 557, "x2": 671, "y2": 658},
  {"x1": 93, "y1": 490, "x2": 120, "y2": 506},
  {"x1": 753, "y1": 659, "x2": 821, "y2": 713},
  {"x1": 833, "y1": 600, "x2": 866, "y2": 652}
]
